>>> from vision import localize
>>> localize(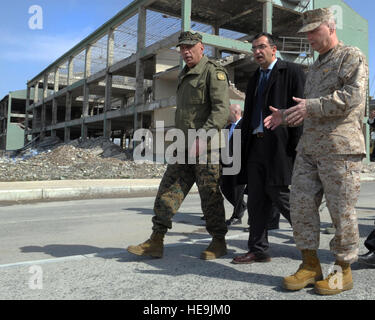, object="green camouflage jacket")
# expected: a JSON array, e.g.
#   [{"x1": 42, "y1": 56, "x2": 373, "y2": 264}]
[{"x1": 175, "y1": 55, "x2": 230, "y2": 150}]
